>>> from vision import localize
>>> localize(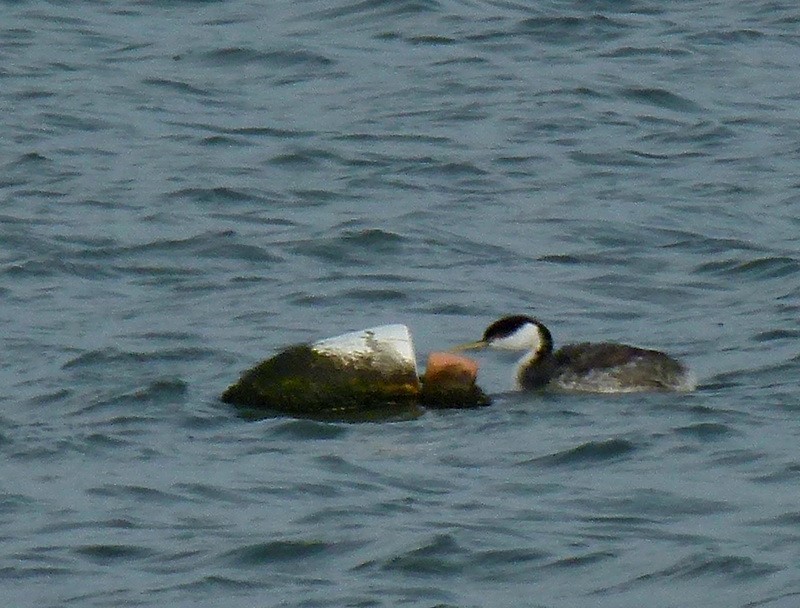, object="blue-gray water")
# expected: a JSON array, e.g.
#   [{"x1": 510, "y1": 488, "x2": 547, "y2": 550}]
[{"x1": 2, "y1": 1, "x2": 800, "y2": 606}]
